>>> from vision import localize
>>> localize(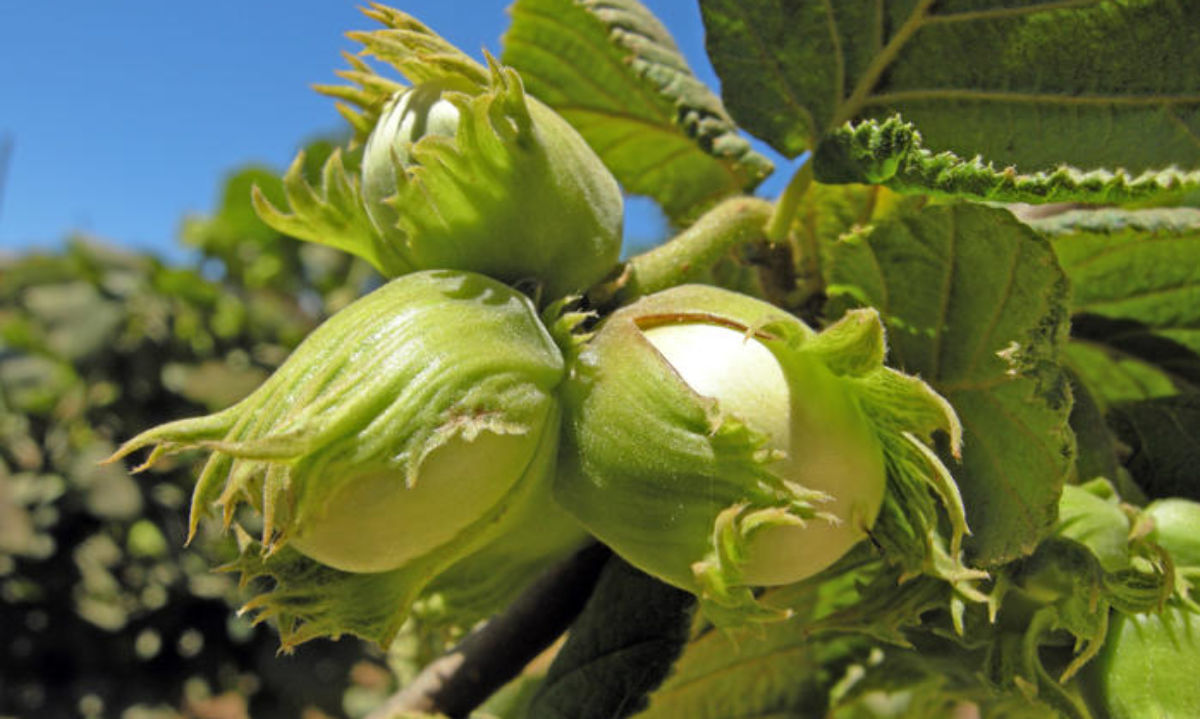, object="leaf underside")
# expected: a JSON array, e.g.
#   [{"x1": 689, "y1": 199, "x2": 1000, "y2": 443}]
[
  {"x1": 1045, "y1": 208, "x2": 1200, "y2": 404},
  {"x1": 701, "y1": 0, "x2": 1200, "y2": 182},
  {"x1": 826, "y1": 203, "x2": 1074, "y2": 565},
  {"x1": 1107, "y1": 394, "x2": 1200, "y2": 501},
  {"x1": 502, "y1": 0, "x2": 773, "y2": 222}
]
